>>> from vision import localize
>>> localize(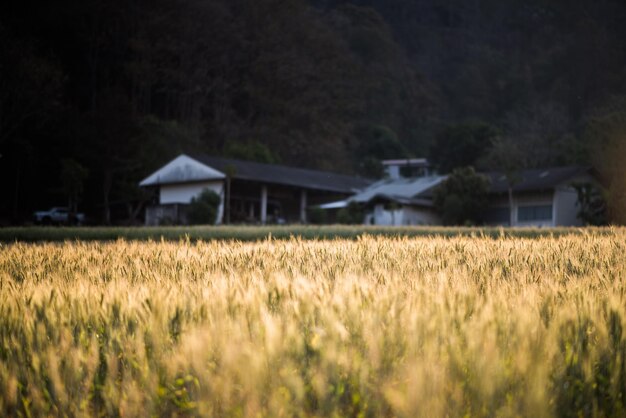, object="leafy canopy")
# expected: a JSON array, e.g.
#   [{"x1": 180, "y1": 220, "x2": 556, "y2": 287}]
[
  {"x1": 430, "y1": 122, "x2": 499, "y2": 174},
  {"x1": 434, "y1": 167, "x2": 490, "y2": 226},
  {"x1": 337, "y1": 202, "x2": 364, "y2": 225},
  {"x1": 188, "y1": 189, "x2": 221, "y2": 225}
]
